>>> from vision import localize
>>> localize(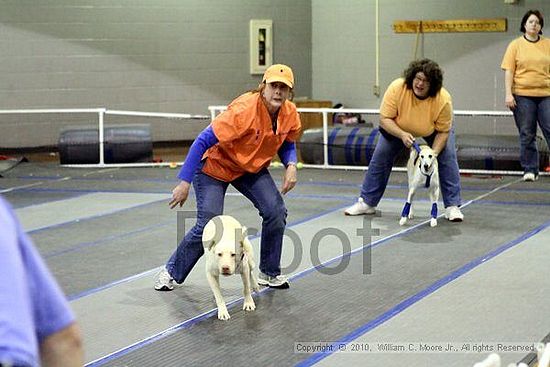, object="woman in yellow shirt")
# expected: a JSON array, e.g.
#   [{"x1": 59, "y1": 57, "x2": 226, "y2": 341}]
[
  {"x1": 345, "y1": 59, "x2": 464, "y2": 221},
  {"x1": 501, "y1": 9, "x2": 550, "y2": 181}
]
